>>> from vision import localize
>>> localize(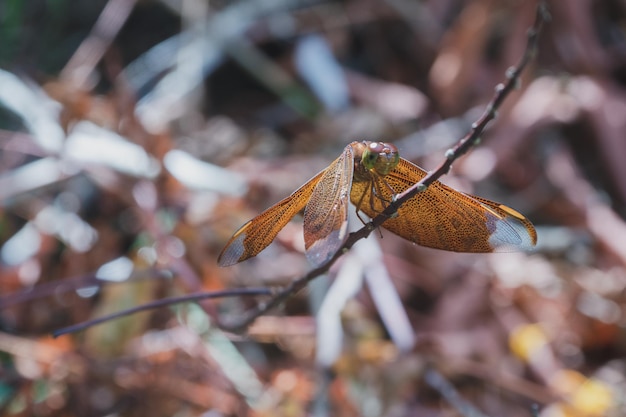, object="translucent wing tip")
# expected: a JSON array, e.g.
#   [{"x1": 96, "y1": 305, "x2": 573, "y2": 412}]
[
  {"x1": 218, "y1": 232, "x2": 246, "y2": 267},
  {"x1": 305, "y1": 226, "x2": 347, "y2": 267},
  {"x1": 488, "y1": 216, "x2": 537, "y2": 252}
]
